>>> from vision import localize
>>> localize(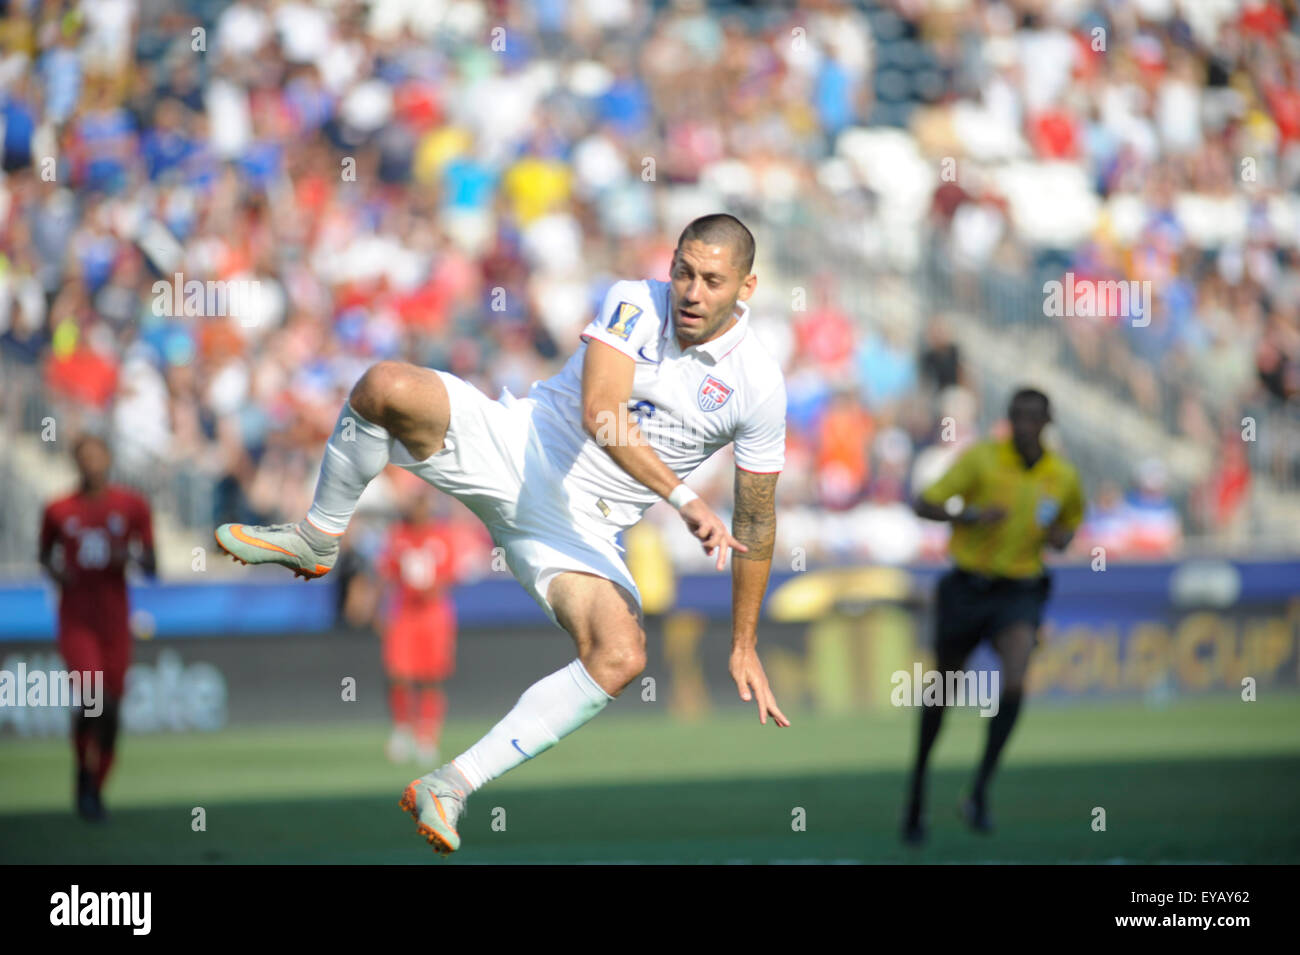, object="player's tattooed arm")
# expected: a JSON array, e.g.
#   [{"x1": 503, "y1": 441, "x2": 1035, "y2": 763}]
[
  {"x1": 729, "y1": 468, "x2": 789, "y2": 727},
  {"x1": 731, "y1": 469, "x2": 777, "y2": 561},
  {"x1": 731, "y1": 469, "x2": 776, "y2": 643}
]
